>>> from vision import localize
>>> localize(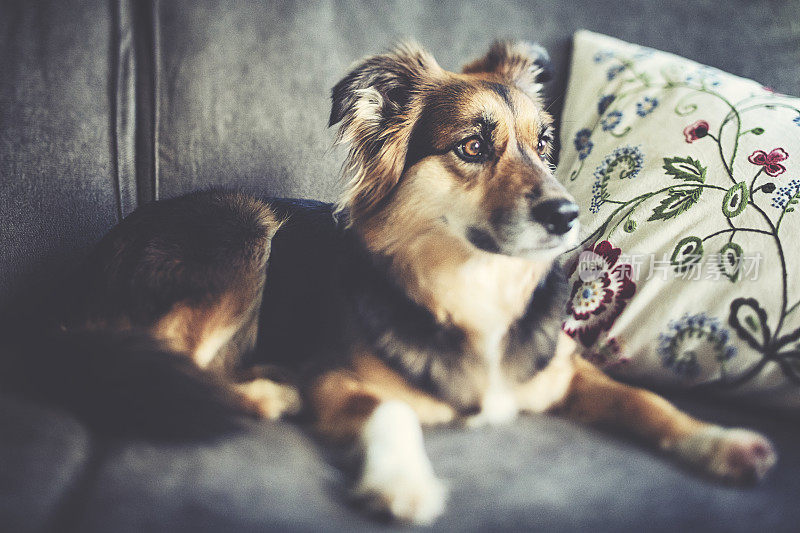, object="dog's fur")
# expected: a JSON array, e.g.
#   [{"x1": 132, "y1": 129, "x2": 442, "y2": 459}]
[{"x1": 1, "y1": 41, "x2": 777, "y2": 524}]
